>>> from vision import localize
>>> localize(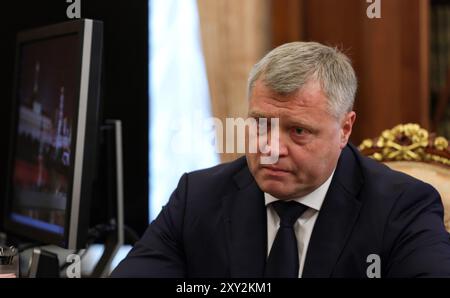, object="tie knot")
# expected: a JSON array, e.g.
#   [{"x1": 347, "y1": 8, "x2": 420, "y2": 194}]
[{"x1": 271, "y1": 200, "x2": 308, "y2": 227}]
